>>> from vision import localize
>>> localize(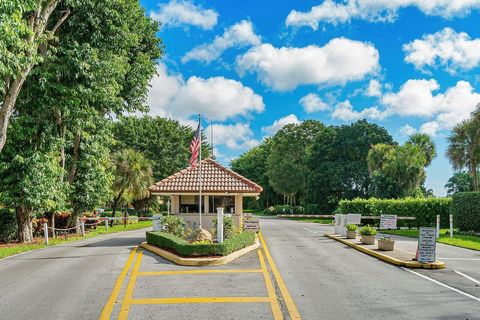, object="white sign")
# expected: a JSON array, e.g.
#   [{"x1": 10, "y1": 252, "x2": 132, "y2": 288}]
[
  {"x1": 152, "y1": 214, "x2": 162, "y2": 232},
  {"x1": 346, "y1": 214, "x2": 362, "y2": 225},
  {"x1": 244, "y1": 219, "x2": 260, "y2": 232},
  {"x1": 380, "y1": 215, "x2": 397, "y2": 230},
  {"x1": 418, "y1": 227, "x2": 436, "y2": 263}
]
